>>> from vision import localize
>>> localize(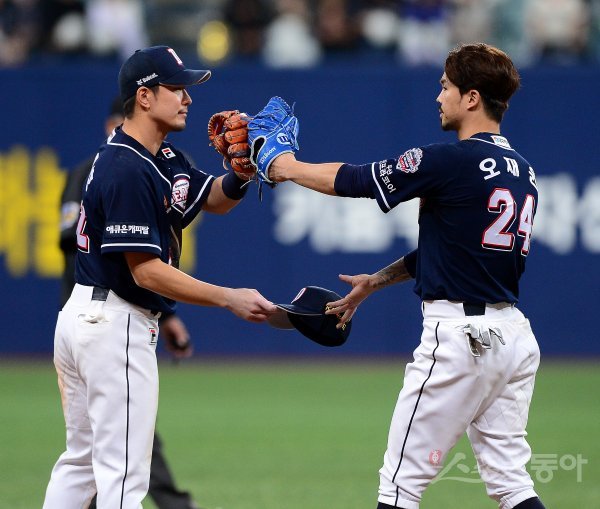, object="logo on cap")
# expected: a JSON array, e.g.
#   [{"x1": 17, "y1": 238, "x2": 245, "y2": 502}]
[
  {"x1": 167, "y1": 48, "x2": 183, "y2": 66},
  {"x1": 137, "y1": 73, "x2": 158, "y2": 86}
]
